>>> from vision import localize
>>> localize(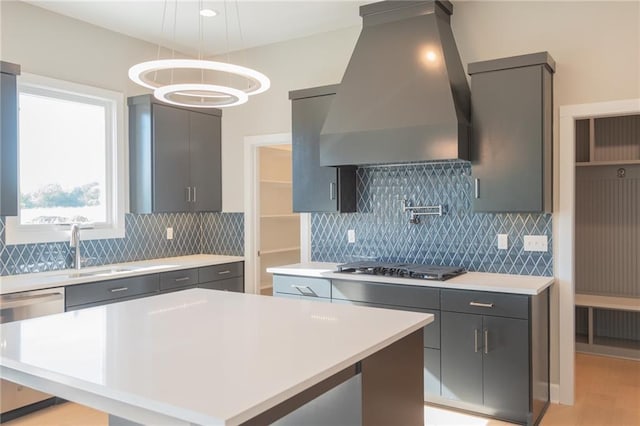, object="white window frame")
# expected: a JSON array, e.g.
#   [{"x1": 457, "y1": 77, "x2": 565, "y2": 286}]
[{"x1": 5, "y1": 73, "x2": 127, "y2": 244}]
